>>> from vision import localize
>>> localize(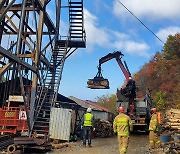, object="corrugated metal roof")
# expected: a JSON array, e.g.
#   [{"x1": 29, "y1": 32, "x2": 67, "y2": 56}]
[
  {"x1": 69, "y1": 96, "x2": 102, "y2": 111},
  {"x1": 56, "y1": 94, "x2": 82, "y2": 110},
  {"x1": 85, "y1": 100, "x2": 110, "y2": 112}
]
